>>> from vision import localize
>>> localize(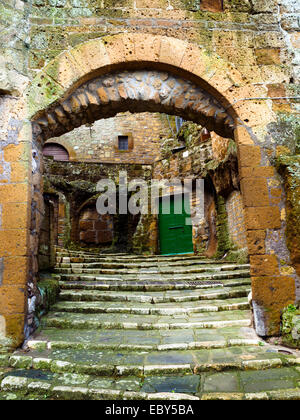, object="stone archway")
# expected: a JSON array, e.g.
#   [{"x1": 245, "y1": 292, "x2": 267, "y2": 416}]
[
  {"x1": 0, "y1": 33, "x2": 296, "y2": 346},
  {"x1": 32, "y1": 69, "x2": 234, "y2": 142}
]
